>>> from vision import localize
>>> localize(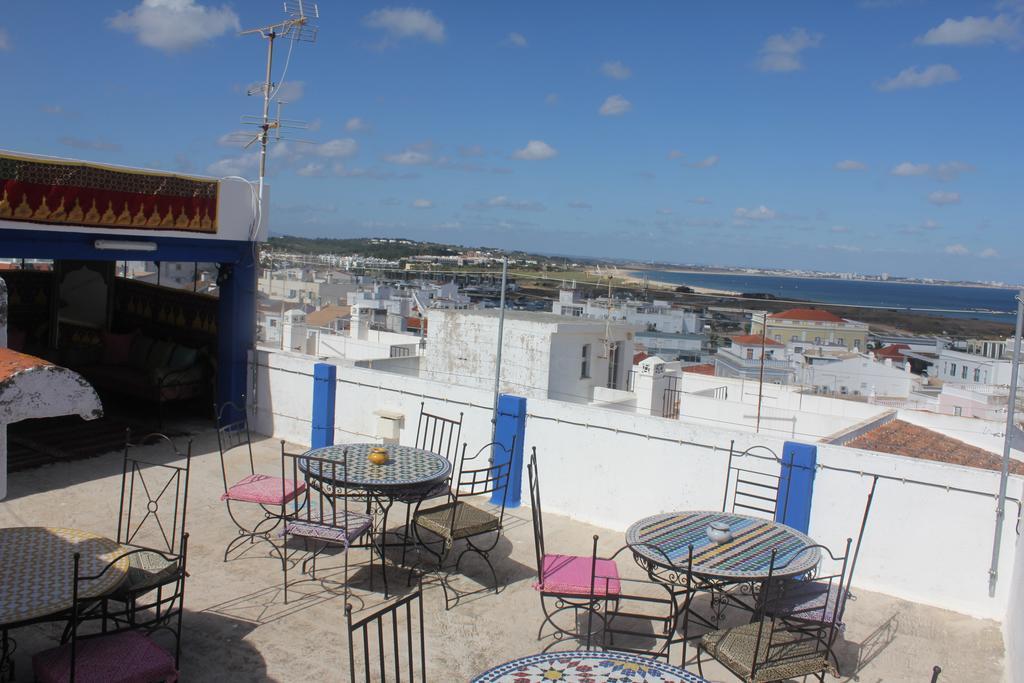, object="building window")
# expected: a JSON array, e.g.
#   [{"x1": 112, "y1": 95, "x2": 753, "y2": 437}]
[
  {"x1": 791, "y1": 335, "x2": 798, "y2": 342},
  {"x1": 746, "y1": 348, "x2": 754, "y2": 360},
  {"x1": 950, "y1": 363, "x2": 956, "y2": 377},
  {"x1": 962, "y1": 365, "x2": 968, "y2": 379},
  {"x1": 814, "y1": 336, "x2": 821, "y2": 344},
  {"x1": 974, "y1": 368, "x2": 981, "y2": 382},
  {"x1": 581, "y1": 344, "x2": 591, "y2": 378},
  {"x1": 774, "y1": 334, "x2": 782, "y2": 342},
  {"x1": 853, "y1": 339, "x2": 861, "y2": 350},
  {"x1": 954, "y1": 406, "x2": 963, "y2": 416}
]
